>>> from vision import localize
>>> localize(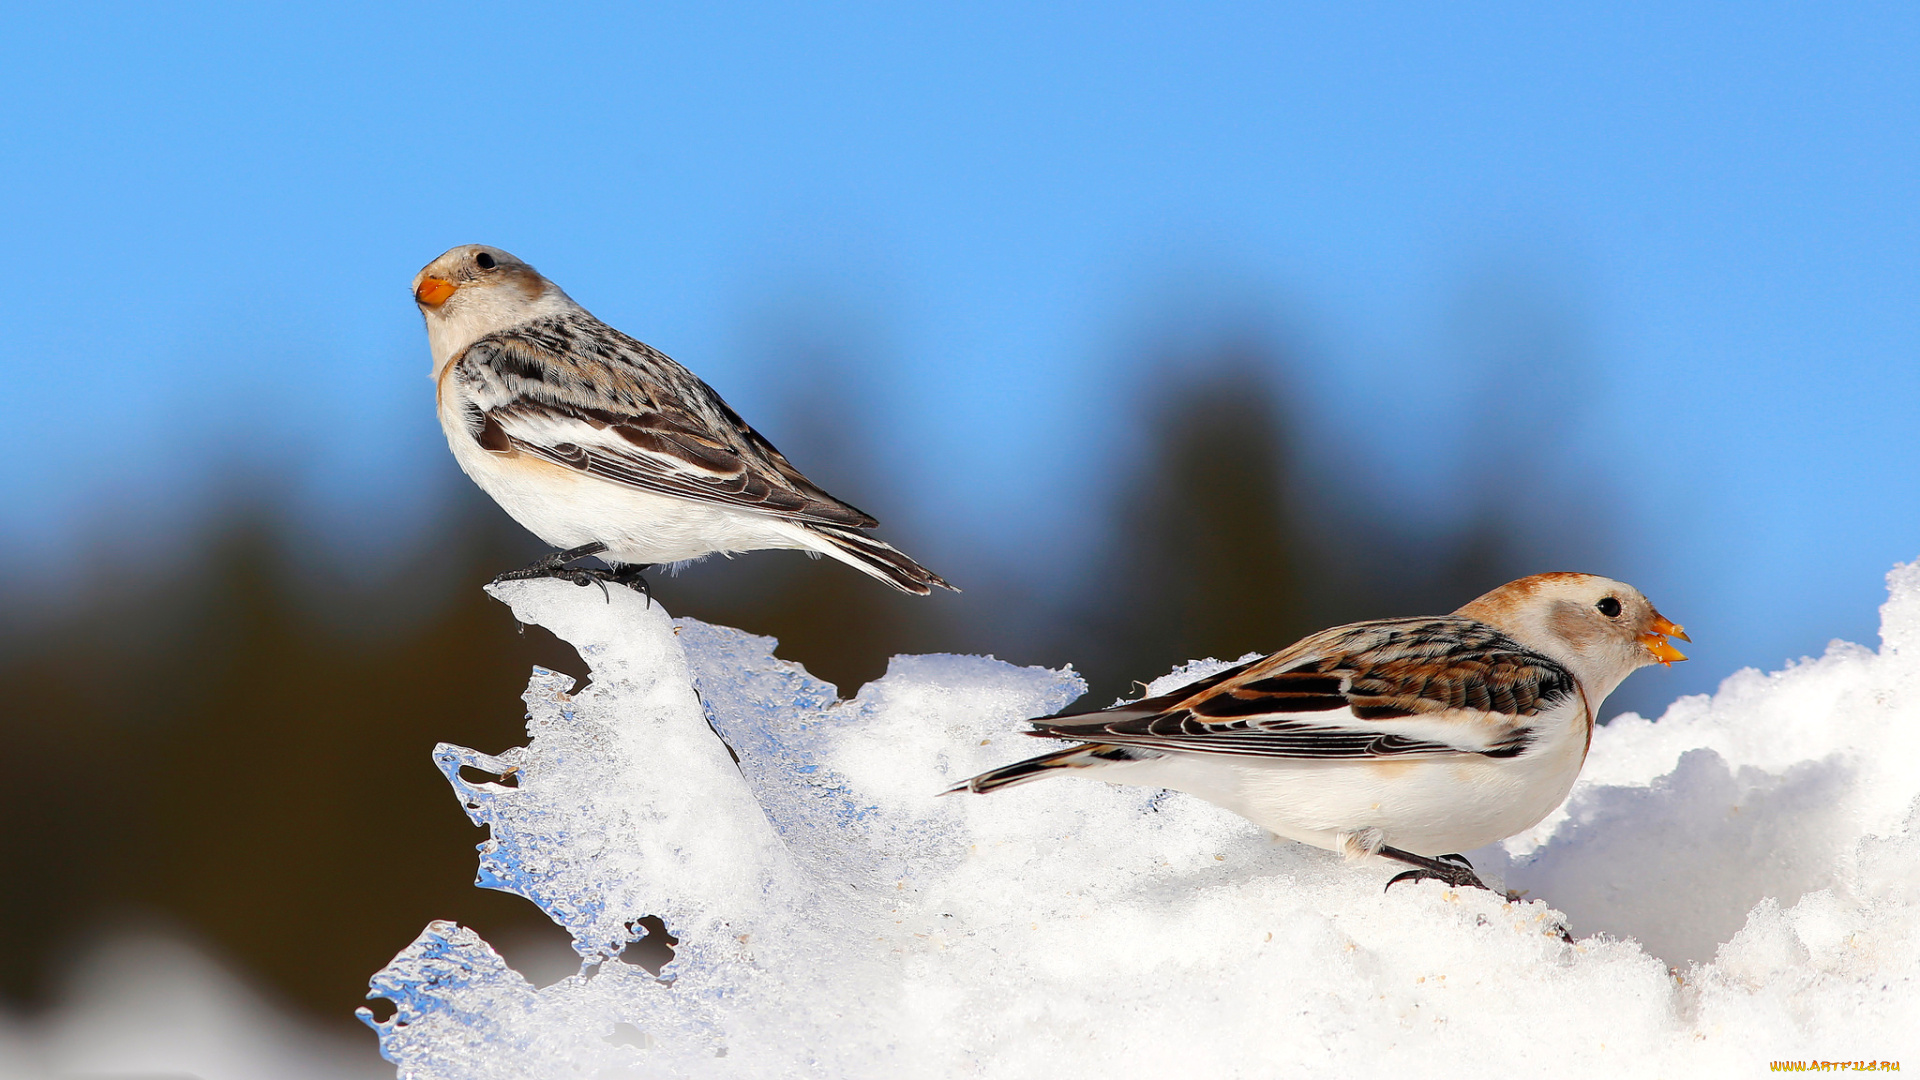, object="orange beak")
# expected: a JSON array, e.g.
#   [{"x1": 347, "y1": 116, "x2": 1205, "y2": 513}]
[
  {"x1": 415, "y1": 277, "x2": 458, "y2": 307},
  {"x1": 1641, "y1": 613, "x2": 1690, "y2": 666}
]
